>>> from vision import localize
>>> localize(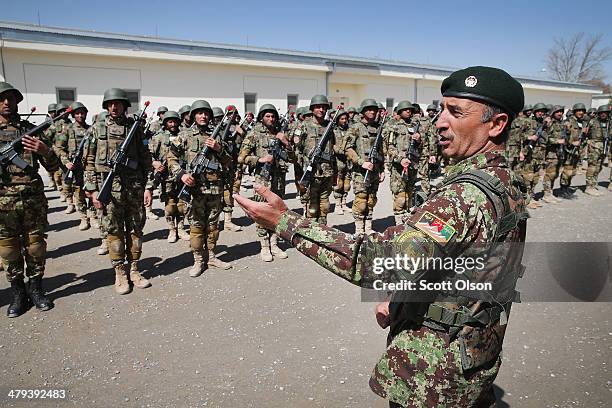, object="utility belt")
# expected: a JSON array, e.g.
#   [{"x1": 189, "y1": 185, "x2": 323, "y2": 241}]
[{"x1": 421, "y1": 302, "x2": 510, "y2": 337}]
